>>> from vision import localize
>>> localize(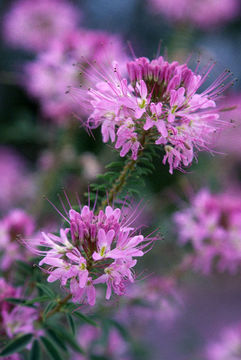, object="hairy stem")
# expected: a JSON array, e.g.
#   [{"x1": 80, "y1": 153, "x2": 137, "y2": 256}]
[{"x1": 99, "y1": 131, "x2": 148, "y2": 210}]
